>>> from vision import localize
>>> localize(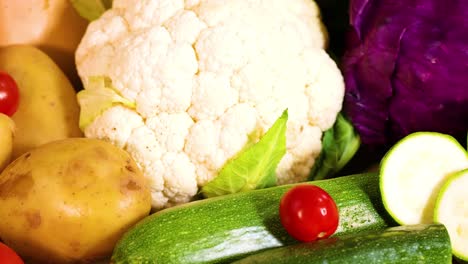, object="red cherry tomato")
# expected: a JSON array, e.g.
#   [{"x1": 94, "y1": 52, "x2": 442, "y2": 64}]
[
  {"x1": 279, "y1": 184, "x2": 339, "y2": 242},
  {"x1": 0, "y1": 71, "x2": 20, "y2": 116},
  {"x1": 0, "y1": 242, "x2": 24, "y2": 264}
]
